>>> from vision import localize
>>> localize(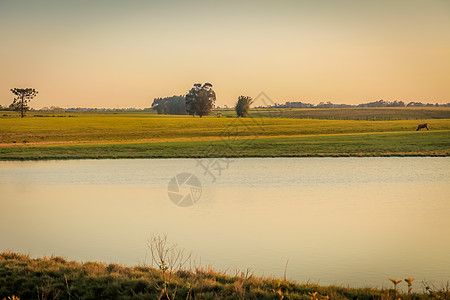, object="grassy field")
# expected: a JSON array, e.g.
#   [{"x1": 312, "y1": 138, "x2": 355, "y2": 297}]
[
  {"x1": 246, "y1": 107, "x2": 450, "y2": 120},
  {"x1": 1, "y1": 252, "x2": 447, "y2": 300},
  {"x1": 1, "y1": 109, "x2": 449, "y2": 159},
  {"x1": 0, "y1": 131, "x2": 449, "y2": 160}
]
